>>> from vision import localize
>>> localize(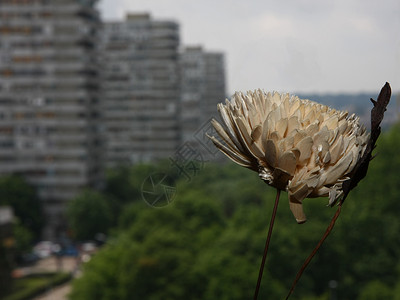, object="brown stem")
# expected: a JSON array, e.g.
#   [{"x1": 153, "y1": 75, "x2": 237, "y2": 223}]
[
  {"x1": 285, "y1": 204, "x2": 342, "y2": 300},
  {"x1": 254, "y1": 189, "x2": 281, "y2": 300}
]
